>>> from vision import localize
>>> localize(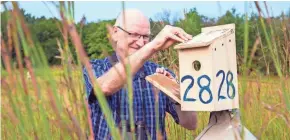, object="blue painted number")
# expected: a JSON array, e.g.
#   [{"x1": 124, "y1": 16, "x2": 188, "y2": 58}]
[
  {"x1": 197, "y1": 75, "x2": 213, "y2": 104},
  {"x1": 216, "y1": 70, "x2": 226, "y2": 101},
  {"x1": 181, "y1": 75, "x2": 196, "y2": 102},
  {"x1": 226, "y1": 71, "x2": 236, "y2": 99},
  {"x1": 181, "y1": 70, "x2": 236, "y2": 104}
]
